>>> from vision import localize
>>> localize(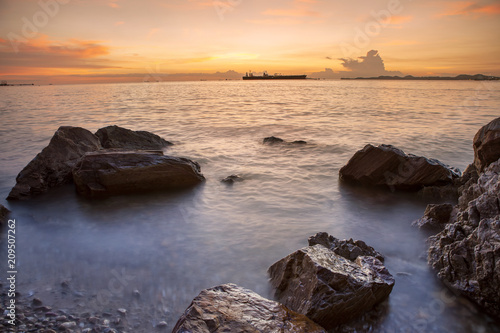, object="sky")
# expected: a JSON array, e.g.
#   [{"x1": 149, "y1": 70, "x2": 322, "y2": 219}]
[{"x1": 0, "y1": 0, "x2": 499, "y2": 84}]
